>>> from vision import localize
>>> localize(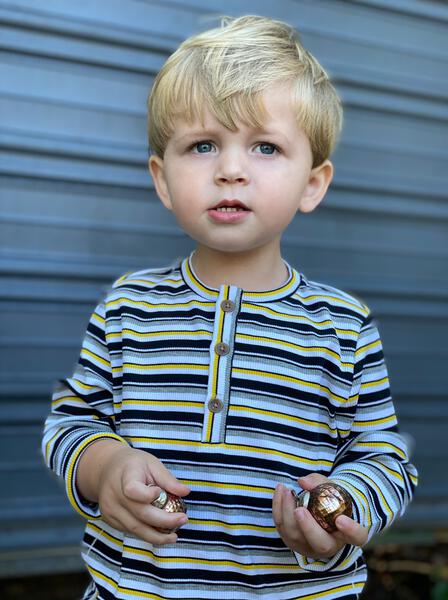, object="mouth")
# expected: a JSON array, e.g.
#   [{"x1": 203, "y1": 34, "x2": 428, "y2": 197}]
[{"x1": 210, "y1": 199, "x2": 250, "y2": 213}]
